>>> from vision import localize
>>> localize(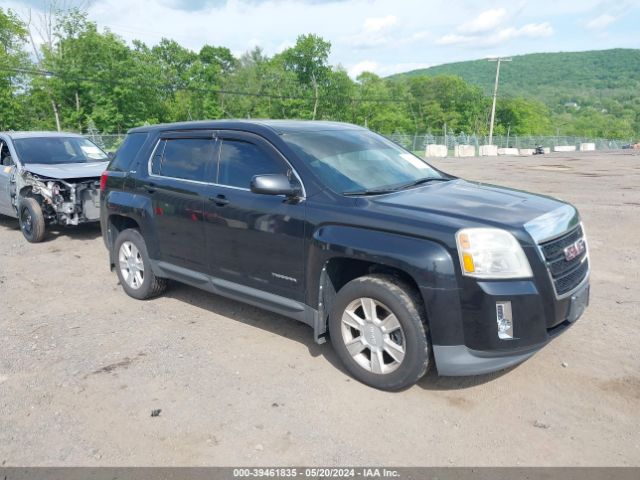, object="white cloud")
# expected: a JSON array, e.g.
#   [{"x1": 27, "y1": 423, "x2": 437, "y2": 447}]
[
  {"x1": 363, "y1": 15, "x2": 398, "y2": 33},
  {"x1": 275, "y1": 40, "x2": 294, "y2": 53},
  {"x1": 437, "y1": 22, "x2": 553, "y2": 47},
  {"x1": 458, "y1": 8, "x2": 508, "y2": 34},
  {"x1": 377, "y1": 61, "x2": 431, "y2": 76},
  {"x1": 518, "y1": 22, "x2": 554, "y2": 37},
  {"x1": 348, "y1": 60, "x2": 379, "y2": 78},
  {"x1": 437, "y1": 34, "x2": 469, "y2": 46},
  {"x1": 344, "y1": 15, "x2": 430, "y2": 50},
  {"x1": 347, "y1": 60, "x2": 431, "y2": 78},
  {"x1": 402, "y1": 30, "x2": 430, "y2": 43},
  {"x1": 344, "y1": 15, "x2": 398, "y2": 48},
  {"x1": 586, "y1": 13, "x2": 617, "y2": 30}
]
